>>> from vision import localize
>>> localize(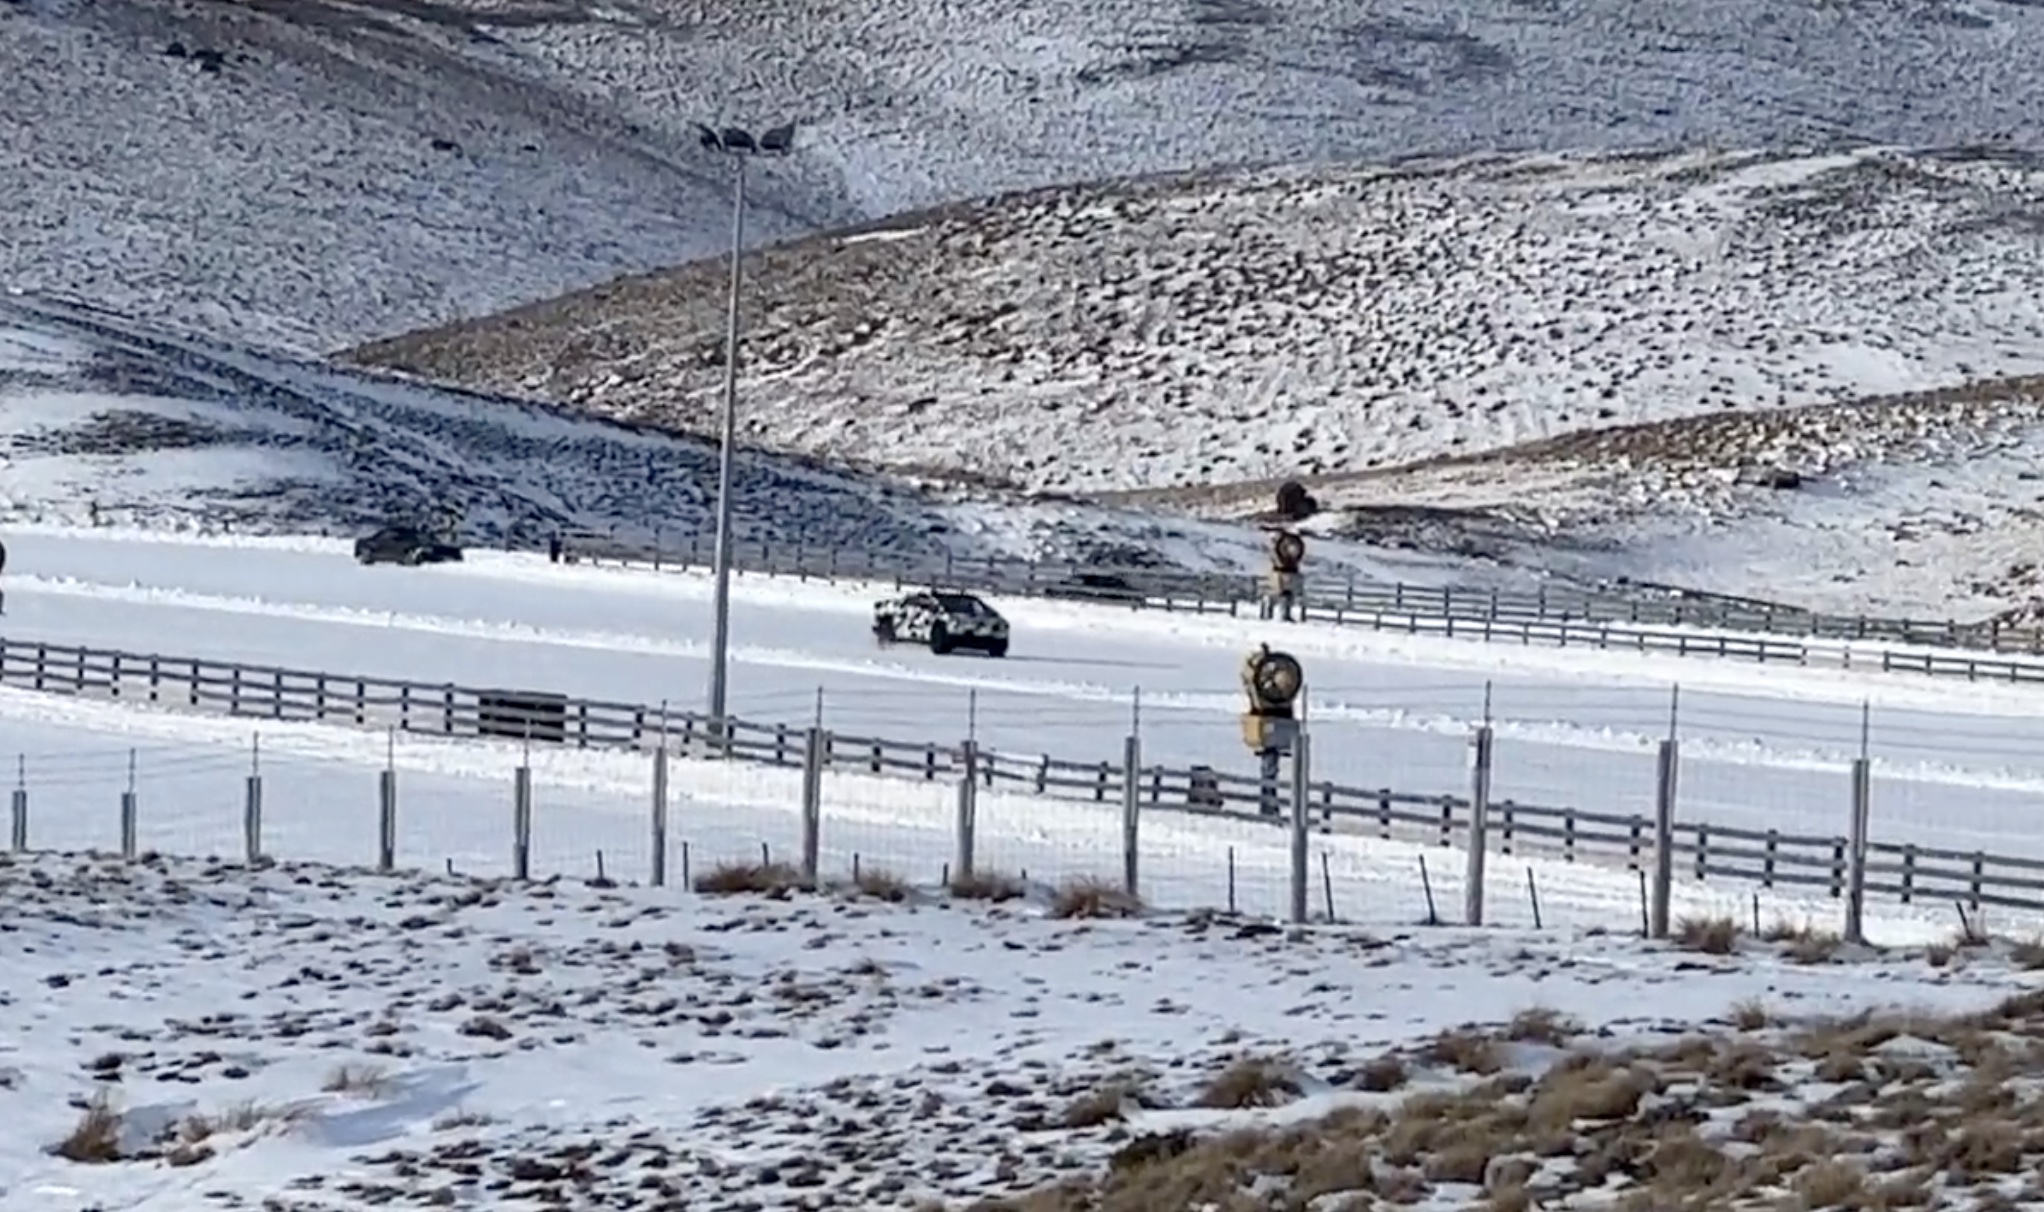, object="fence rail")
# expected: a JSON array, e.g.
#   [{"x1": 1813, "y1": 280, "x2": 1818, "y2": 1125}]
[
  {"x1": 2, "y1": 631, "x2": 2038, "y2": 931},
  {"x1": 554, "y1": 530, "x2": 2044, "y2": 685}
]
